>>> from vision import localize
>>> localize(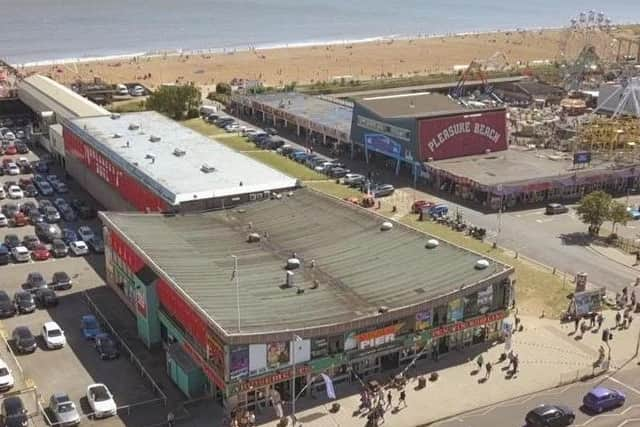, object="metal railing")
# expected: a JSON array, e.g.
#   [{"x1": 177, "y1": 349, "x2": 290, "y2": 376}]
[
  {"x1": 82, "y1": 291, "x2": 168, "y2": 408},
  {"x1": 556, "y1": 365, "x2": 607, "y2": 387}
]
